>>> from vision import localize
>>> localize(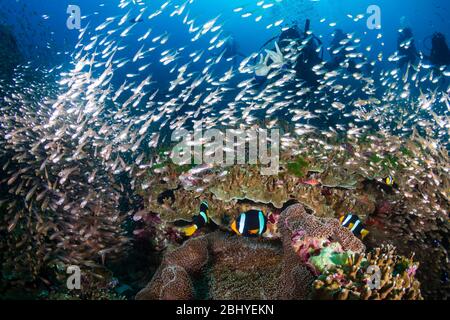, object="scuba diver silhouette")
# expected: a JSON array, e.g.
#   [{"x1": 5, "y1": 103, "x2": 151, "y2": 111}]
[
  {"x1": 257, "y1": 19, "x2": 323, "y2": 87},
  {"x1": 327, "y1": 28, "x2": 348, "y2": 70},
  {"x1": 397, "y1": 27, "x2": 419, "y2": 69},
  {"x1": 427, "y1": 32, "x2": 450, "y2": 67},
  {"x1": 294, "y1": 19, "x2": 323, "y2": 87},
  {"x1": 222, "y1": 35, "x2": 246, "y2": 66}
]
